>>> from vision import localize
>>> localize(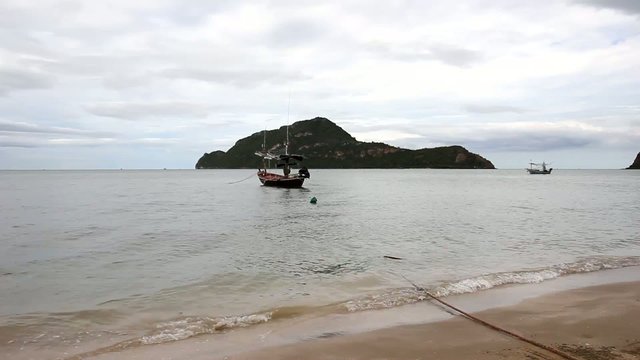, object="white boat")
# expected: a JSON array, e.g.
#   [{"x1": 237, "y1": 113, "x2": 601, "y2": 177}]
[{"x1": 526, "y1": 162, "x2": 552, "y2": 175}]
